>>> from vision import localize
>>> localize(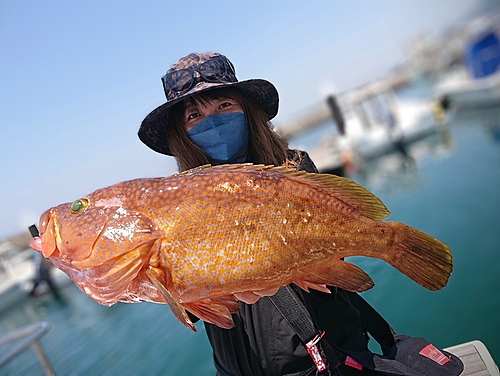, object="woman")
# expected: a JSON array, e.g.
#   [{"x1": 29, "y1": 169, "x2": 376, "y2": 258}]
[{"x1": 138, "y1": 52, "x2": 378, "y2": 376}]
